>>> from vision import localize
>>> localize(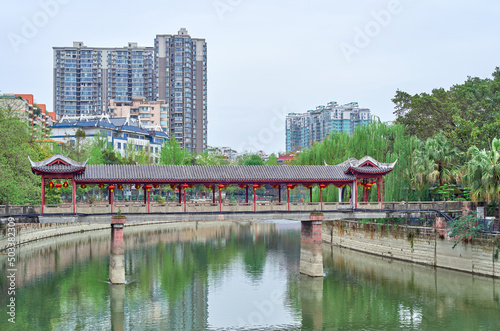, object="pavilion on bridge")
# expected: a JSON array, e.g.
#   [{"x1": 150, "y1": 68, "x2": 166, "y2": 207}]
[{"x1": 29, "y1": 154, "x2": 396, "y2": 213}]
